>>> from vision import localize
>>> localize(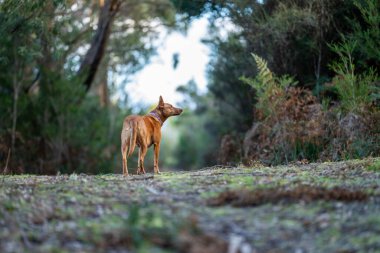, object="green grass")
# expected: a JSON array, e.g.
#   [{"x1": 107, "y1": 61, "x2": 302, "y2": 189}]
[{"x1": 367, "y1": 159, "x2": 380, "y2": 171}]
